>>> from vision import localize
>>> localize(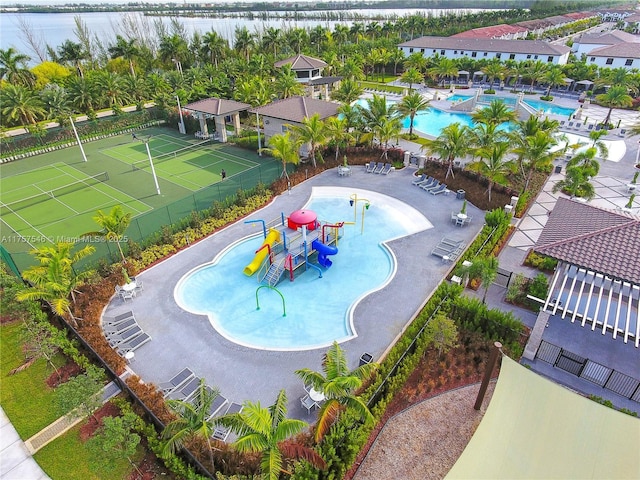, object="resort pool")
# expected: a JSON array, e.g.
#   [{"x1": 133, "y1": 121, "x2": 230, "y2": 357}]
[
  {"x1": 449, "y1": 94, "x2": 472, "y2": 102},
  {"x1": 523, "y1": 99, "x2": 575, "y2": 117},
  {"x1": 174, "y1": 187, "x2": 432, "y2": 351}
]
